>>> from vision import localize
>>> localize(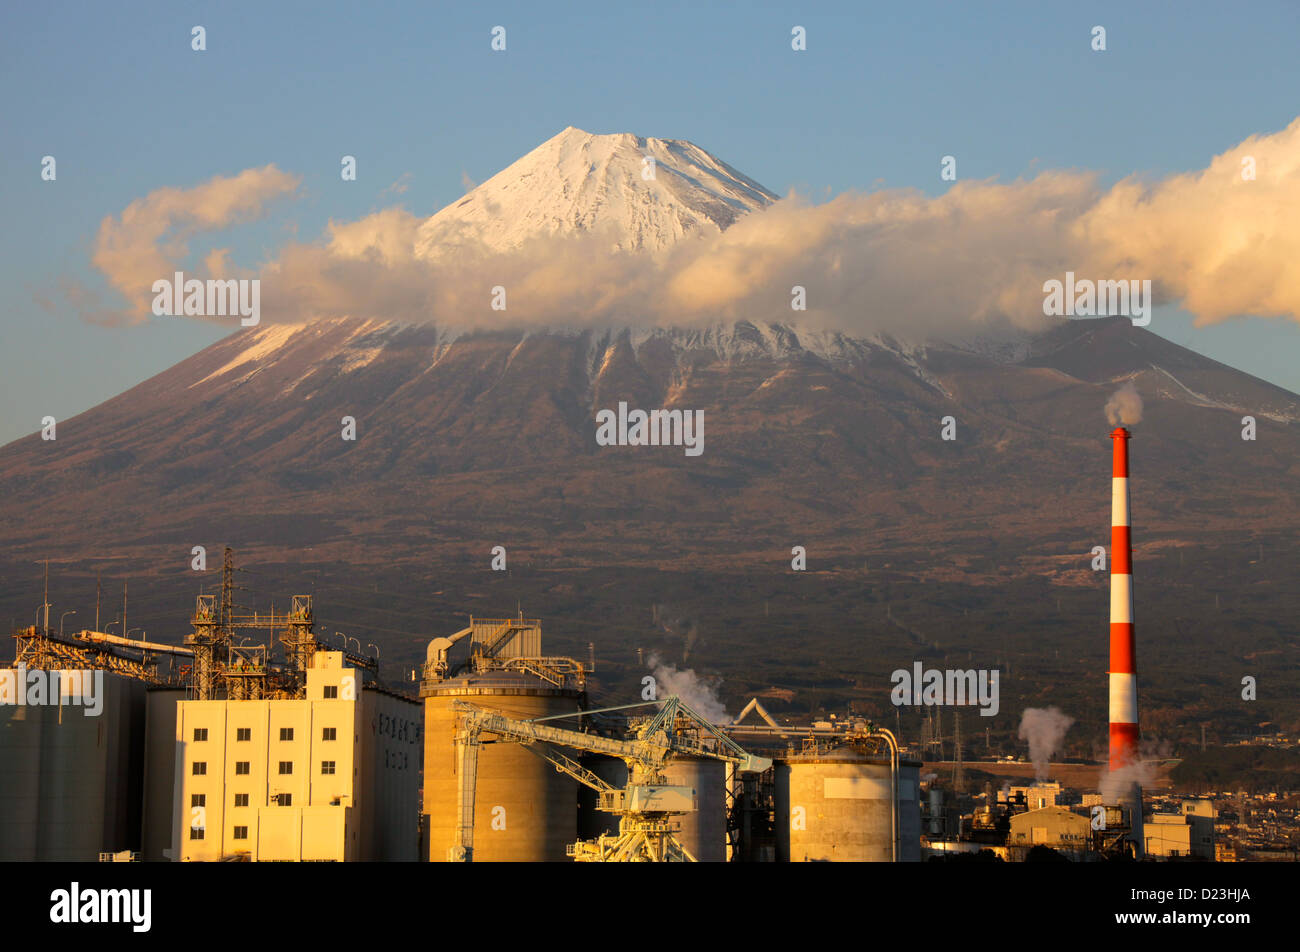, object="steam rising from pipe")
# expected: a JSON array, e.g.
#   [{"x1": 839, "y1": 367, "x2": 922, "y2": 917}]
[
  {"x1": 646, "y1": 652, "x2": 729, "y2": 724},
  {"x1": 1098, "y1": 738, "x2": 1170, "y2": 802},
  {"x1": 1017, "y1": 707, "x2": 1074, "y2": 781},
  {"x1": 1105, "y1": 381, "x2": 1144, "y2": 425}
]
